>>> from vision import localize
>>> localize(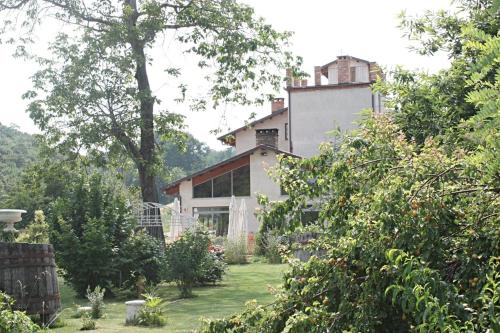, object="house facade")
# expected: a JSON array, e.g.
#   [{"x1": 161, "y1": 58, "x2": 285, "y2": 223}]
[{"x1": 163, "y1": 55, "x2": 383, "y2": 235}]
